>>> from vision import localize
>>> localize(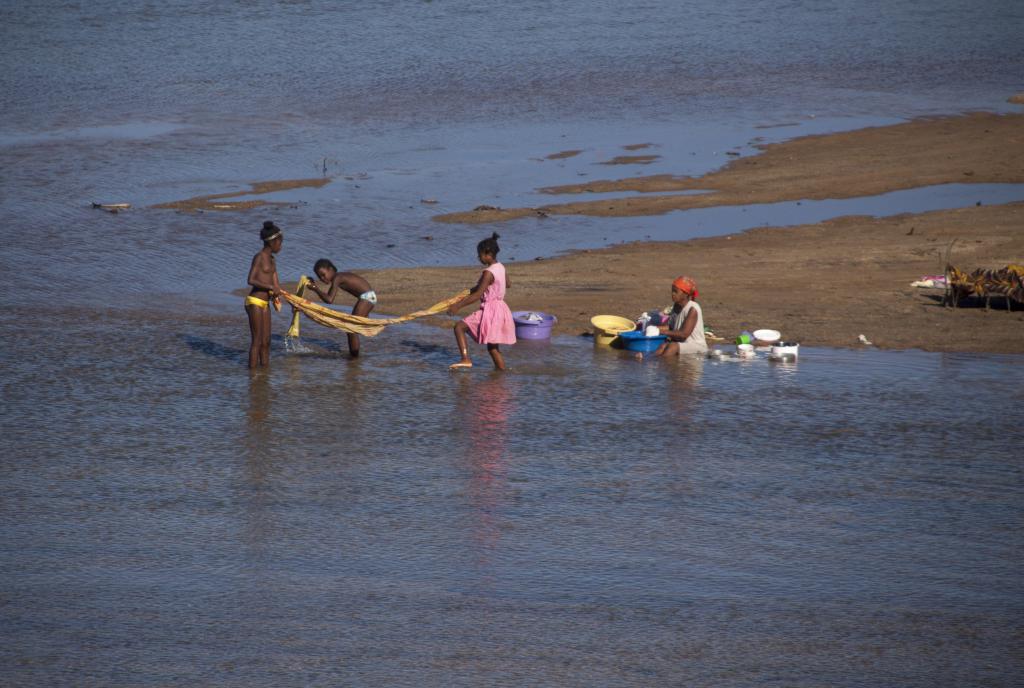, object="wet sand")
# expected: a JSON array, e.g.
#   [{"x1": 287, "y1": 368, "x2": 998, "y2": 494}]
[
  {"x1": 435, "y1": 112, "x2": 1024, "y2": 224},
  {"x1": 361, "y1": 202, "x2": 1024, "y2": 354},
  {"x1": 599, "y1": 154, "x2": 661, "y2": 165},
  {"x1": 151, "y1": 178, "x2": 331, "y2": 212},
  {"x1": 546, "y1": 150, "x2": 583, "y2": 160}
]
